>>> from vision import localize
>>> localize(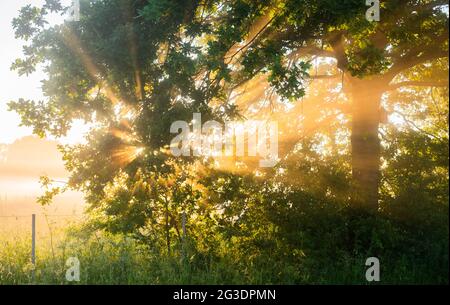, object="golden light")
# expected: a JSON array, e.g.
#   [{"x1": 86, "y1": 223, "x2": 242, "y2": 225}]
[{"x1": 111, "y1": 145, "x2": 145, "y2": 167}]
